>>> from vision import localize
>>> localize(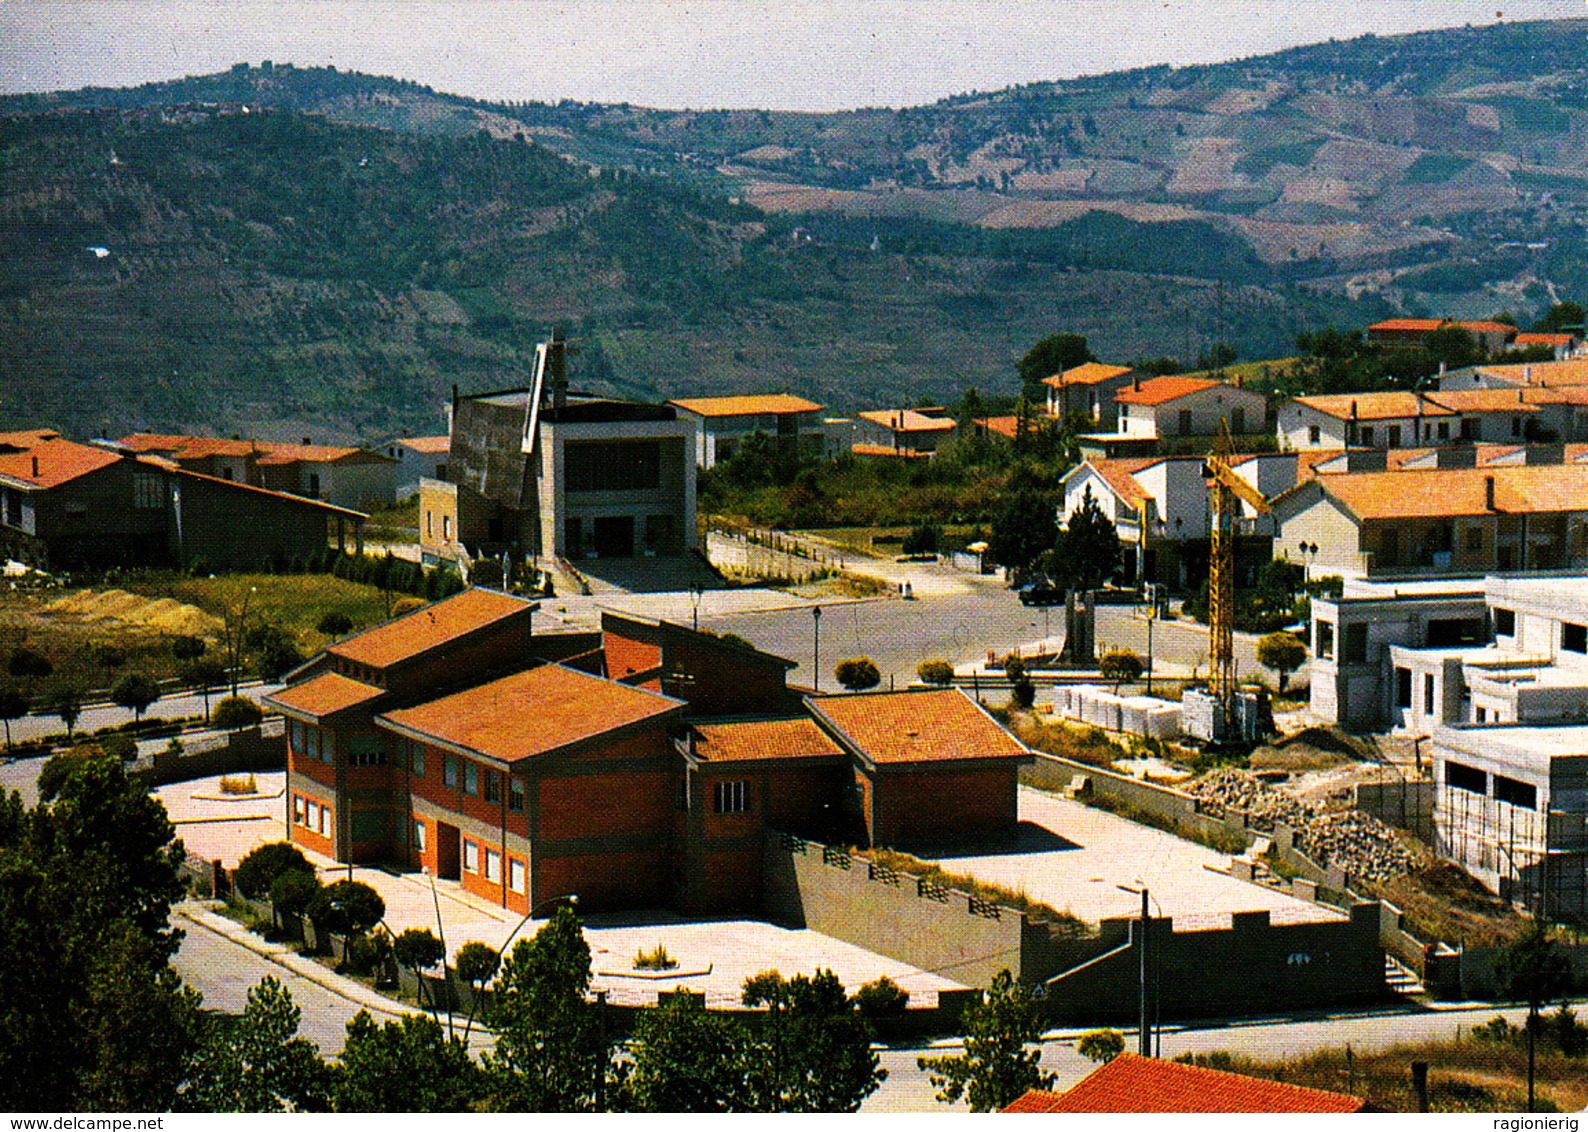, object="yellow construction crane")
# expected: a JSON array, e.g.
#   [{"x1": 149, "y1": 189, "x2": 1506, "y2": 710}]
[{"x1": 1202, "y1": 424, "x2": 1271, "y2": 711}]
